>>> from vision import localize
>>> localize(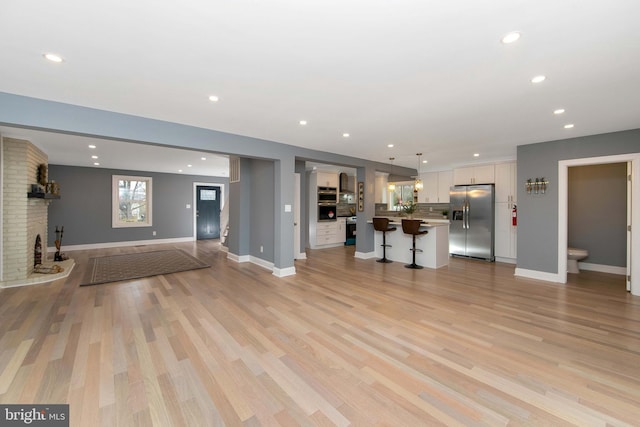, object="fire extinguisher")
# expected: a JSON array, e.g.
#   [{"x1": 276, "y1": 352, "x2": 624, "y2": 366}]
[{"x1": 512, "y1": 205, "x2": 517, "y2": 226}]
